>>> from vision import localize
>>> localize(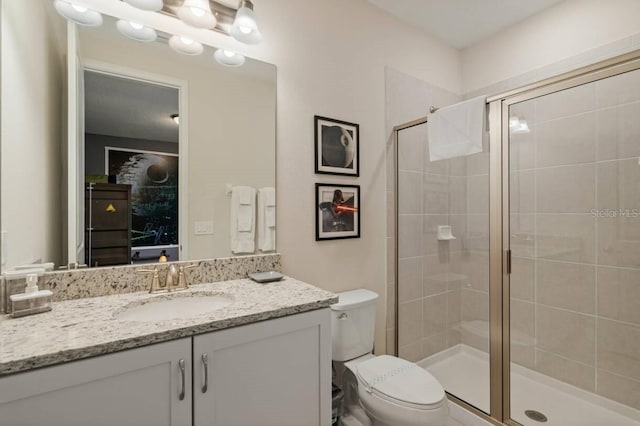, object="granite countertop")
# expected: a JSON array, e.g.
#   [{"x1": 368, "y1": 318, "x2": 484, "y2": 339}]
[{"x1": 0, "y1": 277, "x2": 338, "y2": 376}]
